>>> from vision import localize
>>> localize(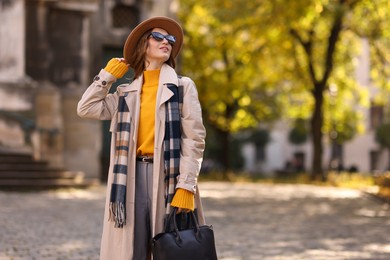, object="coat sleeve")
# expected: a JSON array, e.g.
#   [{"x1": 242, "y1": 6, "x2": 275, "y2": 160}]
[
  {"x1": 177, "y1": 77, "x2": 206, "y2": 193},
  {"x1": 77, "y1": 69, "x2": 119, "y2": 120}
]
